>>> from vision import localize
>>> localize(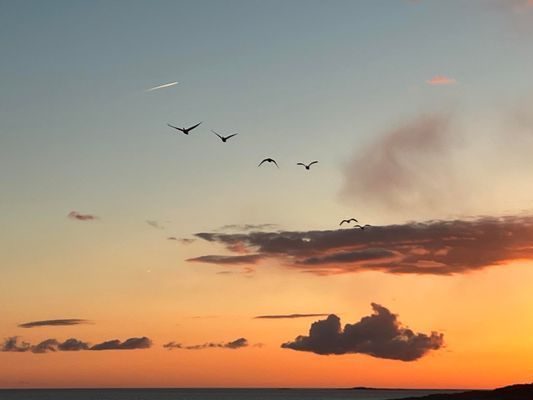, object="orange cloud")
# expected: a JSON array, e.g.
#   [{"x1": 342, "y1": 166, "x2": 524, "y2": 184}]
[
  {"x1": 192, "y1": 215, "x2": 533, "y2": 276},
  {"x1": 426, "y1": 75, "x2": 457, "y2": 86}
]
